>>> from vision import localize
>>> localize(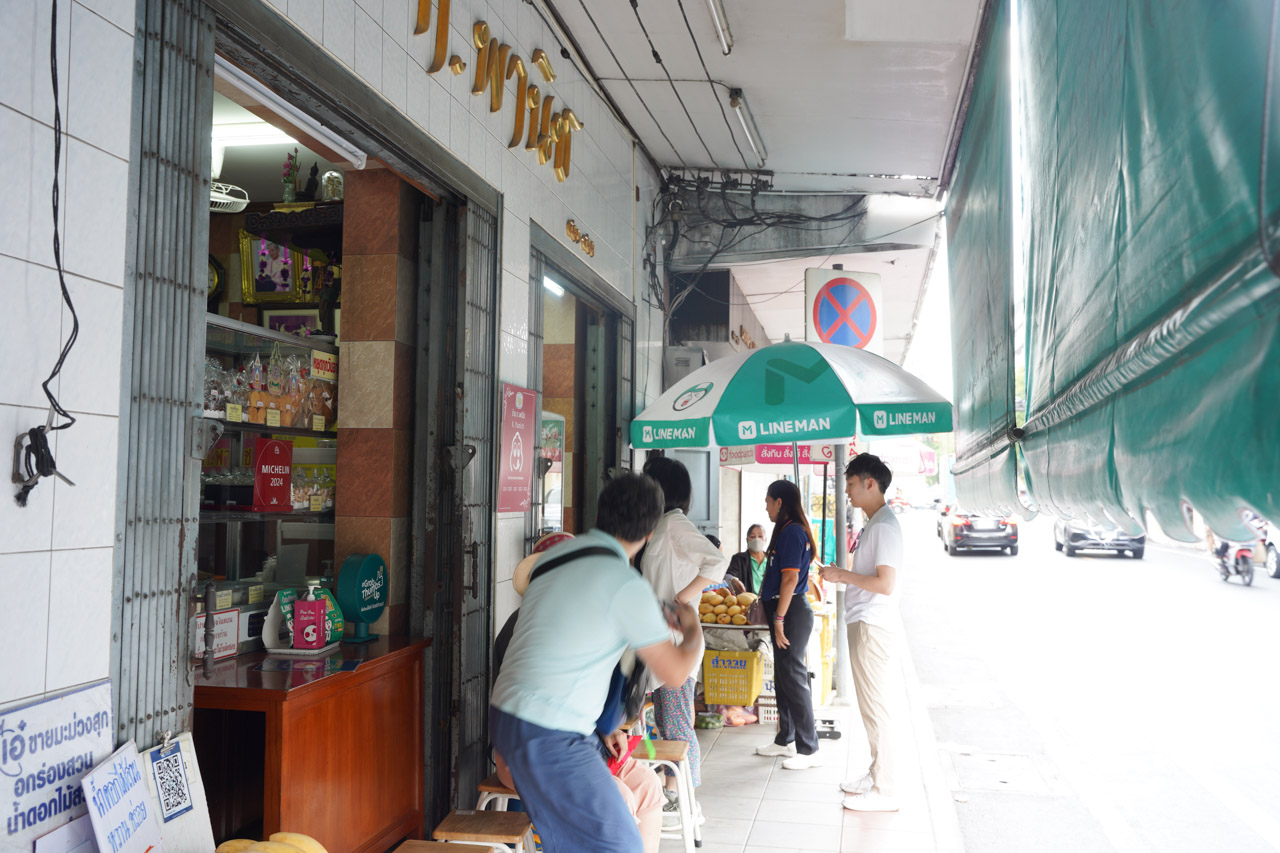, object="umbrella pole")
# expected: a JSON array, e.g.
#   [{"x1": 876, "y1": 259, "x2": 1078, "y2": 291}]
[
  {"x1": 820, "y1": 462, "x2": 829, "y2": 561},
  {"x1": 833, "y1": 441, "x2": 854, "y2": 705},
  {"x1": 792, "y1": 441, "x2": 801, "y2": 485}
]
